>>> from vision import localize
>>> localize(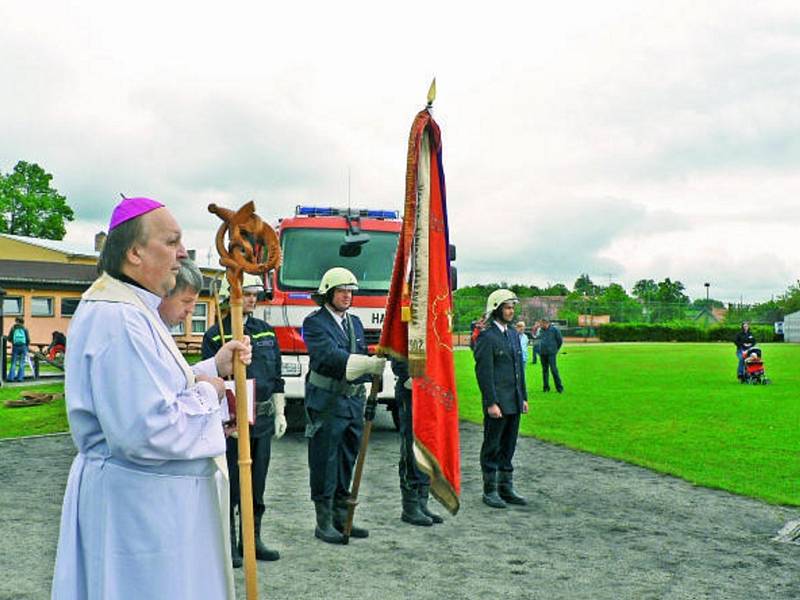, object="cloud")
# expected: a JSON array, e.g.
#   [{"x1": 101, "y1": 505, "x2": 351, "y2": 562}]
[
  {"x1": 457, "y1": 197, "x2": 689, "y2": 285},
  {"x1": 4, "y1": 1, "x2": 800, "y2": 304}
]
